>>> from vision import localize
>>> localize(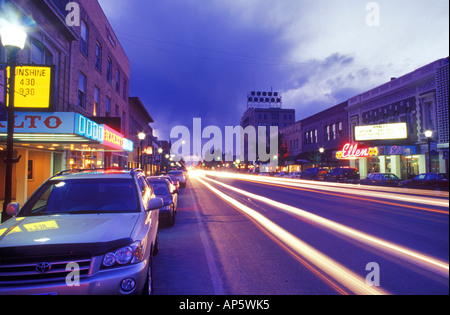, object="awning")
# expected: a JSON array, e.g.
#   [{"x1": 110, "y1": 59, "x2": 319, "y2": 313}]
[{"x1": 0, "y1": 112, "x2": 133, "y2": 152}]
